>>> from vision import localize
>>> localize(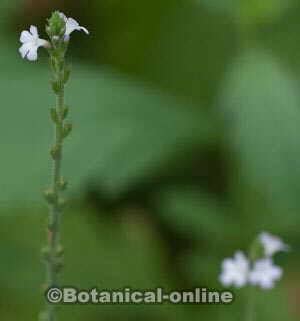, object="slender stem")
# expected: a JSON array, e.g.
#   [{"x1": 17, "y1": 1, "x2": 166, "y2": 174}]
[
  {"x1": 38, "y1": 12, "x2": 75, "y2": 321},
  {"x1": 245, "y1": 286, "x2": 256, "y2": 321},
  {"x1": 42, "y1": 63, "x2": 68, "y2": 321}
]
